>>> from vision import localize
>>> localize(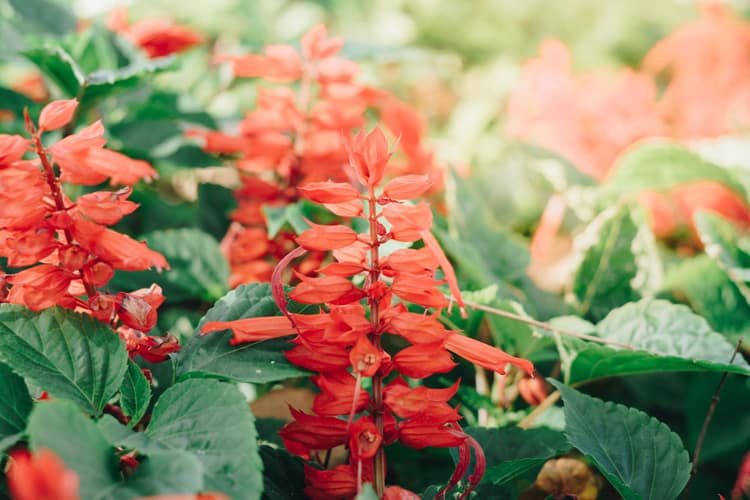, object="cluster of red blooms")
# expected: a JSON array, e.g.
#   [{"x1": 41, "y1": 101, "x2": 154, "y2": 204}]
[
  {"x1": 508, "y1": 4, "x2": 750, "y2": 264},
  {"x1": 107, "y1": 7, "x2": 204, "y2": 59},
  {"x1": 0, "y1": 99, "x2": 177, "y2": 363},
  {"x1": 189, "y1": 24, "x2": 444, "y2": 288},
  {"x1": 202, "y1": 128, "x2": 535, "y2": 499}
]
